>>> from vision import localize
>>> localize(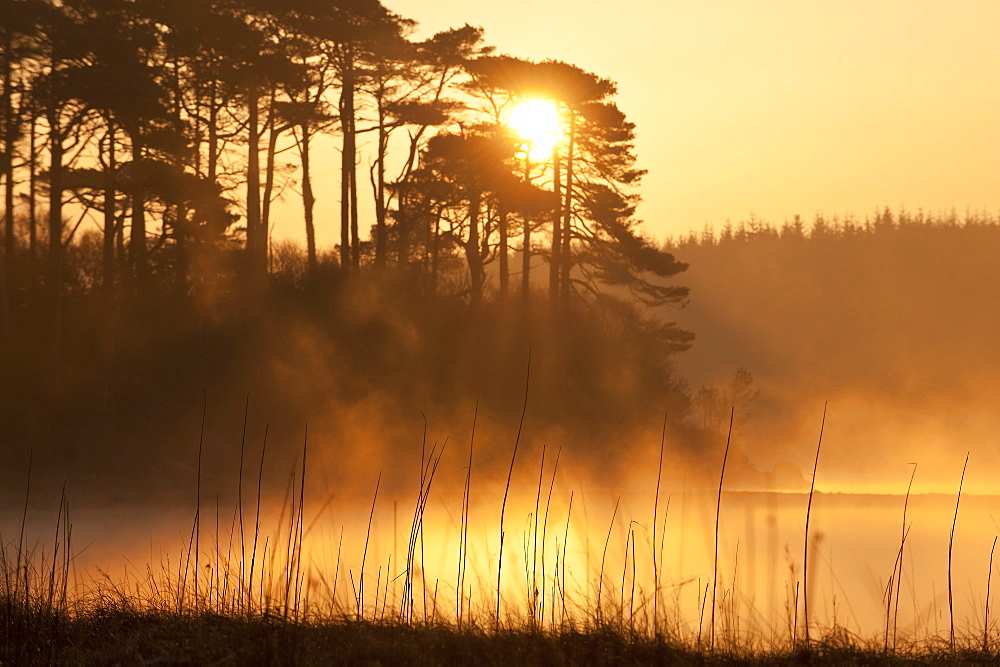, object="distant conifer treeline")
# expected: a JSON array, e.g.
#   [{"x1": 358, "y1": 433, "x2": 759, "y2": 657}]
[
  {"x1": 670, "y1": 206, "x2": 1000, "y2": 421},
  {"x1": 665, "y1": 207, "x2": 1000, "y2": 250}
]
